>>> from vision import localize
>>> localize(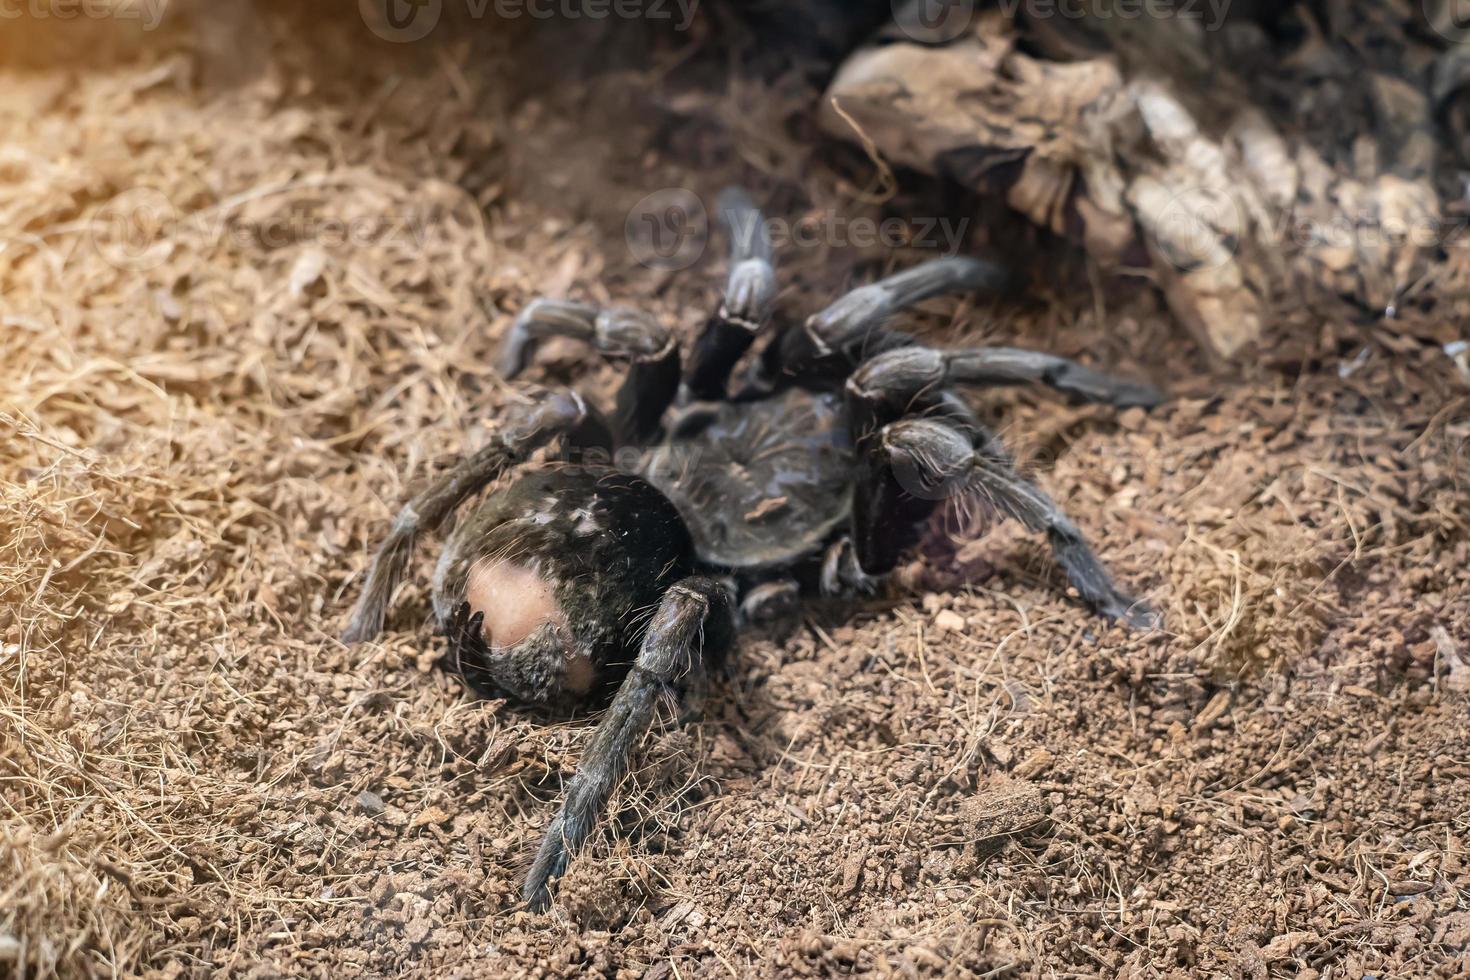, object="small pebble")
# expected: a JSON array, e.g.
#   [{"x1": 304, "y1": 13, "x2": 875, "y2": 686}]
[{"x1": 934, "y1": 609, "x2": 966, "y2": 633}]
